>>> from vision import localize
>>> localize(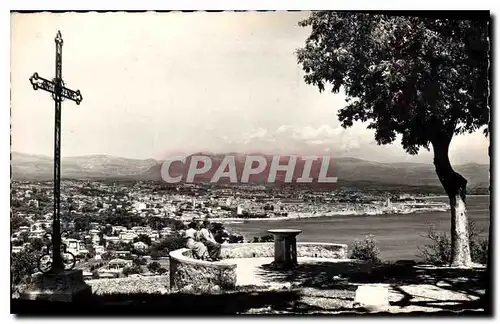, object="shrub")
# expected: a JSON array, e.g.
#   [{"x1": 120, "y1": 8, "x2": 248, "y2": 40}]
[
  {"x1": 418, "y1": 220, "x2": 489, "y2": 265},
  {"x1": 101, "y1": 251, "x2": 114, "y2": 261},
  {"x1": 350, "y1": 235, "x2": 382, "y2": 264},
  {"x1": 147, "y1": 261, "x2": 161, "y2": 273},
  {"x1": 122, "y1": 264, "x2": 143, "y2": 277},
  {"x1": 228, "y1": 233, "x2": 244, "y2": 244},
  {"x1": 157, "y1": 267, "x2": 167, "y2": 275},
  {"x1": 133, "y1": 256, "x2": 147, "y2": 266},
  {"x1": 251, "y1": 234, "x2": 274, "y2": 243}
]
